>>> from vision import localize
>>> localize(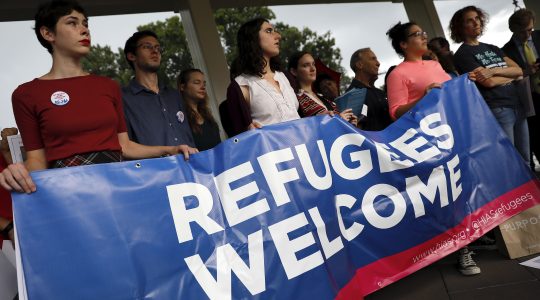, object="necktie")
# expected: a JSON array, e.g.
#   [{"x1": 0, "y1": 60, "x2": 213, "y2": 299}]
[{"x1": 524, "y1": 42, "x2": 540, "y2": 93}]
